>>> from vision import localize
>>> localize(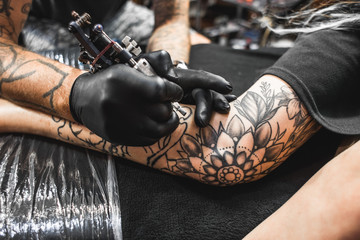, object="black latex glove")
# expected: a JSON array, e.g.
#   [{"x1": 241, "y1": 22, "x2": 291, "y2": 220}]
[
  {"x1": 139, "y1": 50, "x2": 237, "y2": 127},
  {"x1": 69, "y1": 64, "x2": 183, "y2": 146}
]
